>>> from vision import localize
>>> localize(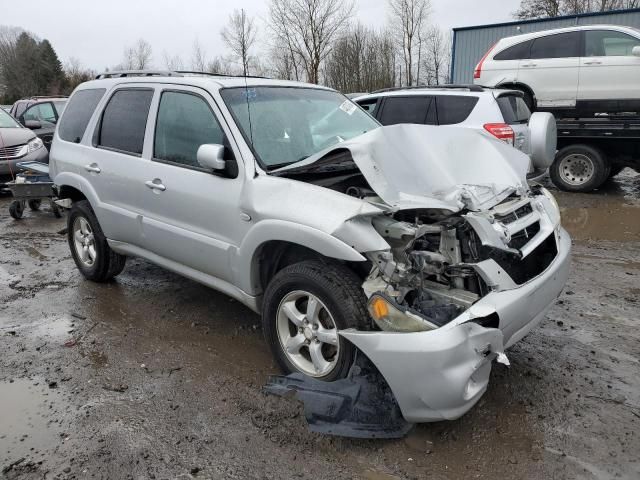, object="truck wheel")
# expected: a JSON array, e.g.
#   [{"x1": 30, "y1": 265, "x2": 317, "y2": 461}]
[
  {"x1": 550, "y1": 145, "x2": 609, "y2": 192},
  {"x1": 67, "y1": 200, "x2": 126, "y2": 282},
  {"x1": 28, "y1": 199, "x2": 41, "y2": 211},
  {"x1": 262, "y1": 260, "x2": 369, "y2": 382},
  {"x1": 9, "y1": 200, "x2": 24, "y2": 219}
]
